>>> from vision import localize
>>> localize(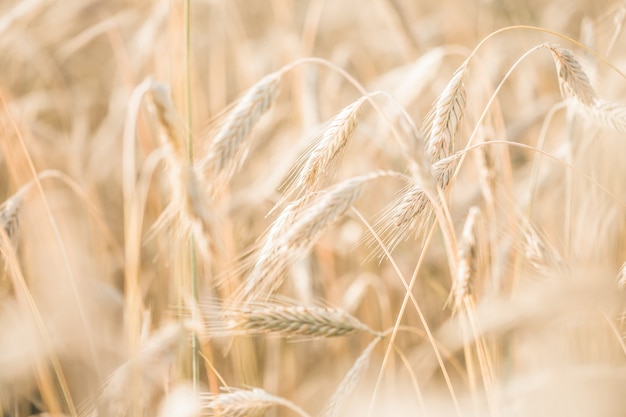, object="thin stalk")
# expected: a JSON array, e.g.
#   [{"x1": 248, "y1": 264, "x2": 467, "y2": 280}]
[{"x1": 184, "y1": 0, "x2": 200, "y2": 391}]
